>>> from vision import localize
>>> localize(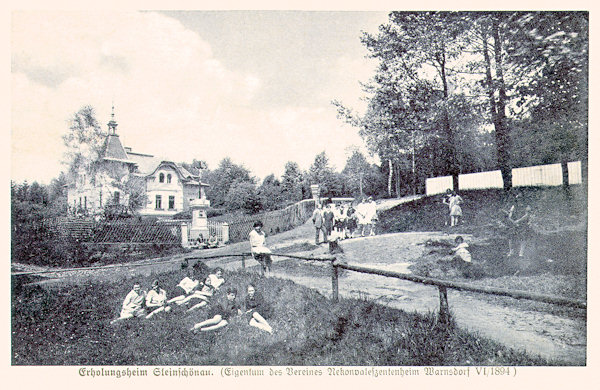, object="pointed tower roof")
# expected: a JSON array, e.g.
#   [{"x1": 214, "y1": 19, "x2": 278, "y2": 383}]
[{"x1": 101, "y1": 106, "x2": 134, "y2": 163}]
